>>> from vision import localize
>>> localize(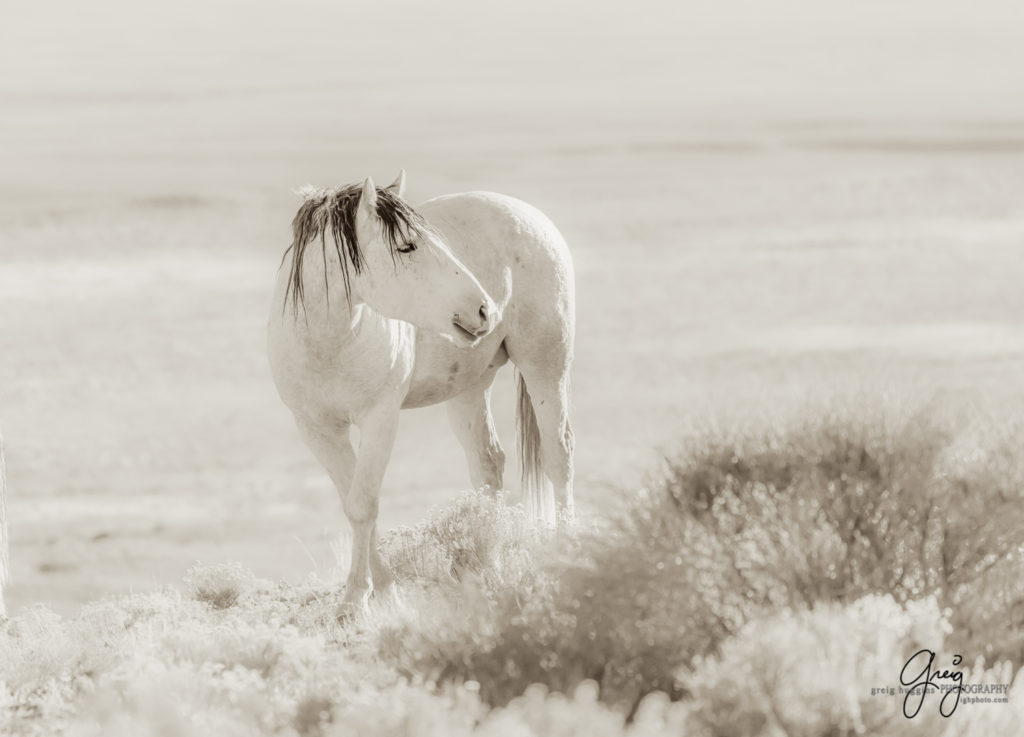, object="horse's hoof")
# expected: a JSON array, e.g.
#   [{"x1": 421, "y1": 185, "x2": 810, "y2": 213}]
[
  {"x1": 336, "y1": 601, "x2": 362, "y2": 624},
  {"x1": 336, "y1": 590, "x2": 371, "y2": 623},
  {"x1": 335, "y1": 607, "x2": 352, "y2": 625}
]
